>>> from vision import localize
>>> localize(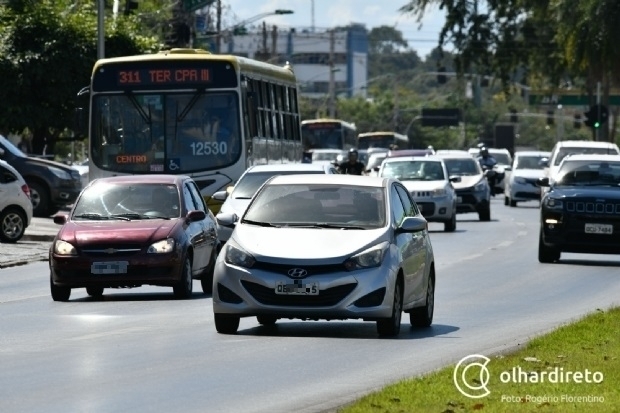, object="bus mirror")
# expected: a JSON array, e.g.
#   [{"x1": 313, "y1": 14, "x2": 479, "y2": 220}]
[{"x1": 74, "y1": 107, "x2": 86, "y2": 139}]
